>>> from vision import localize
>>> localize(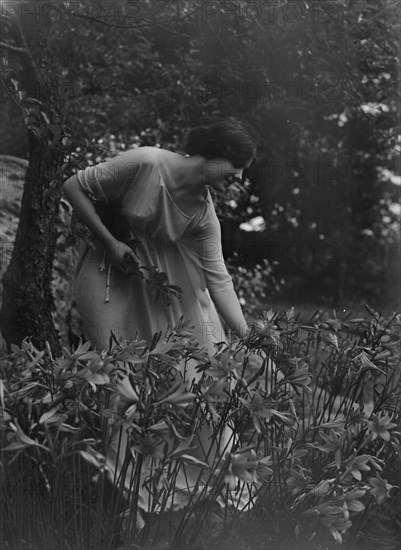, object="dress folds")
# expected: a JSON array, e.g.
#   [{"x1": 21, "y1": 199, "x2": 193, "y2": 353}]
[
  {"x1": 72, "y1": 146, "x2": 247, "y2": 513},
  {"x1": 74, "y1": 146, "x2": 234, "y2": 354}
]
